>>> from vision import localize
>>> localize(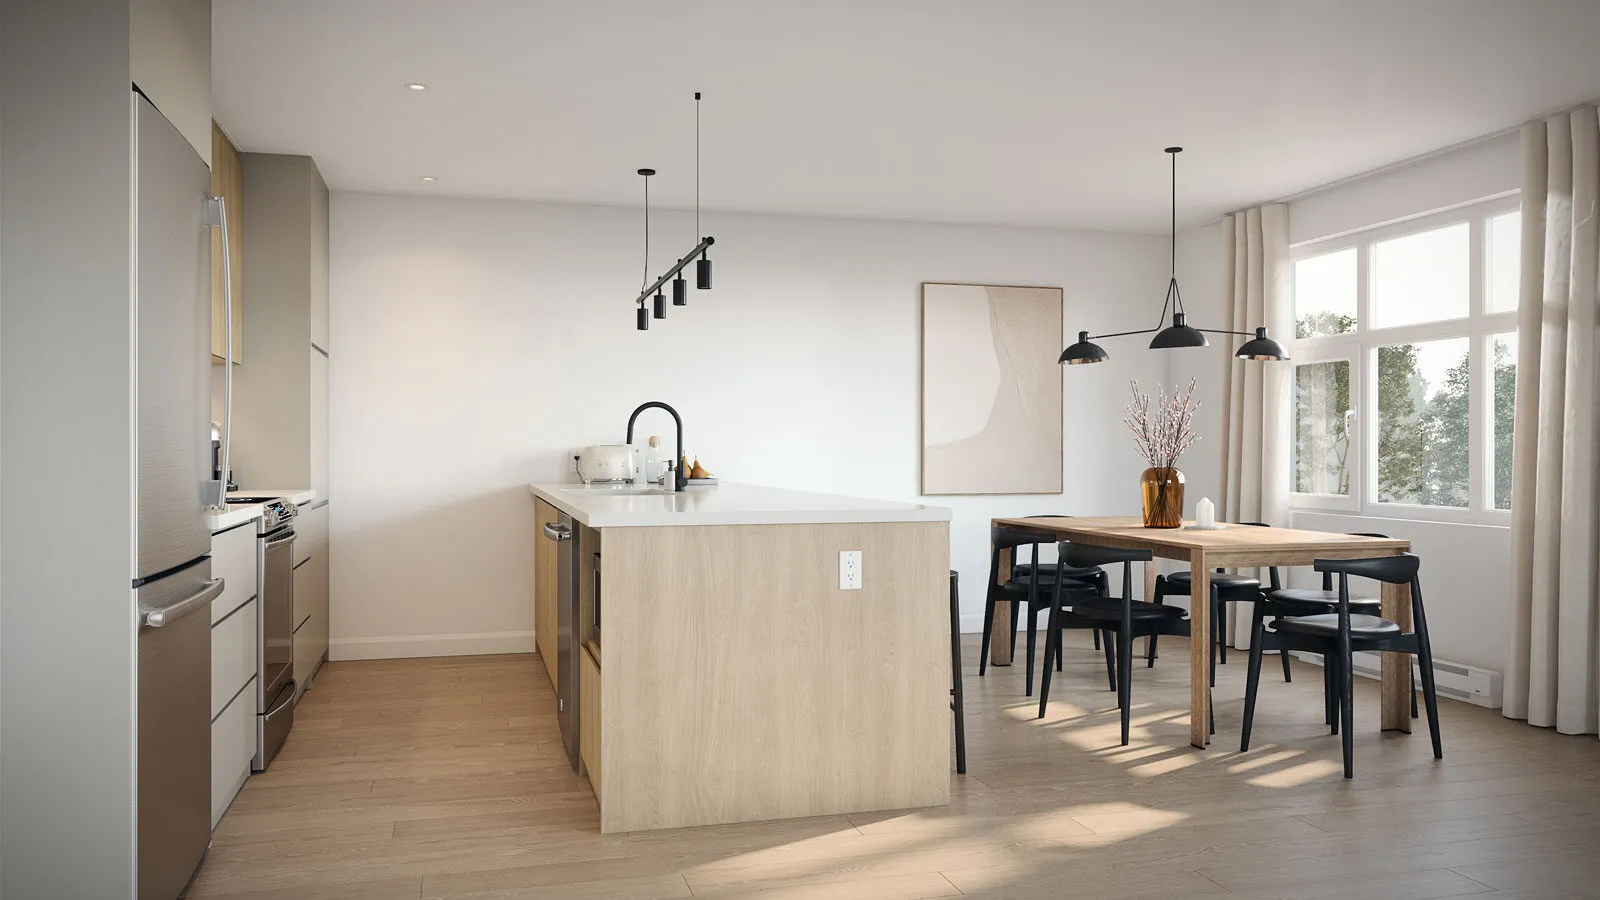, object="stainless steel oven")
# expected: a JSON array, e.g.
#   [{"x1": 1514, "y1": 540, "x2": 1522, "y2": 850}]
[{"x1": 241, "y1": 498, "x2": 298, "y2": 770}]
